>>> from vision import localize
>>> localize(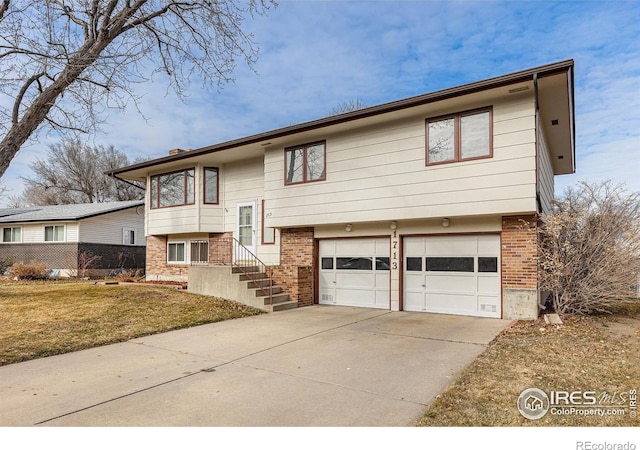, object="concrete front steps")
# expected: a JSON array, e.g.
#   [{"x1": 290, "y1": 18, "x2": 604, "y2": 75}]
[{"x1": 188, "y1": 265, "x2": 297, "y2": 312}]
